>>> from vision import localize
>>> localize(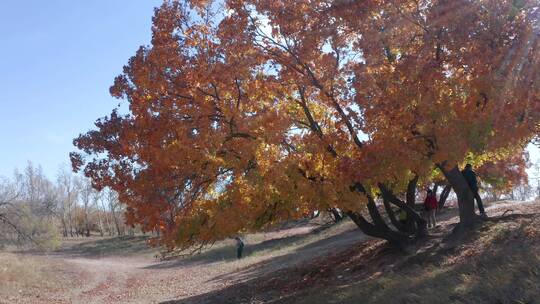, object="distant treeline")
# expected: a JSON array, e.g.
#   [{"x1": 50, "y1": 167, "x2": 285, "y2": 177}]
[{"x1": 0, "y1": 162, "x2": 147, "y2": 249}]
